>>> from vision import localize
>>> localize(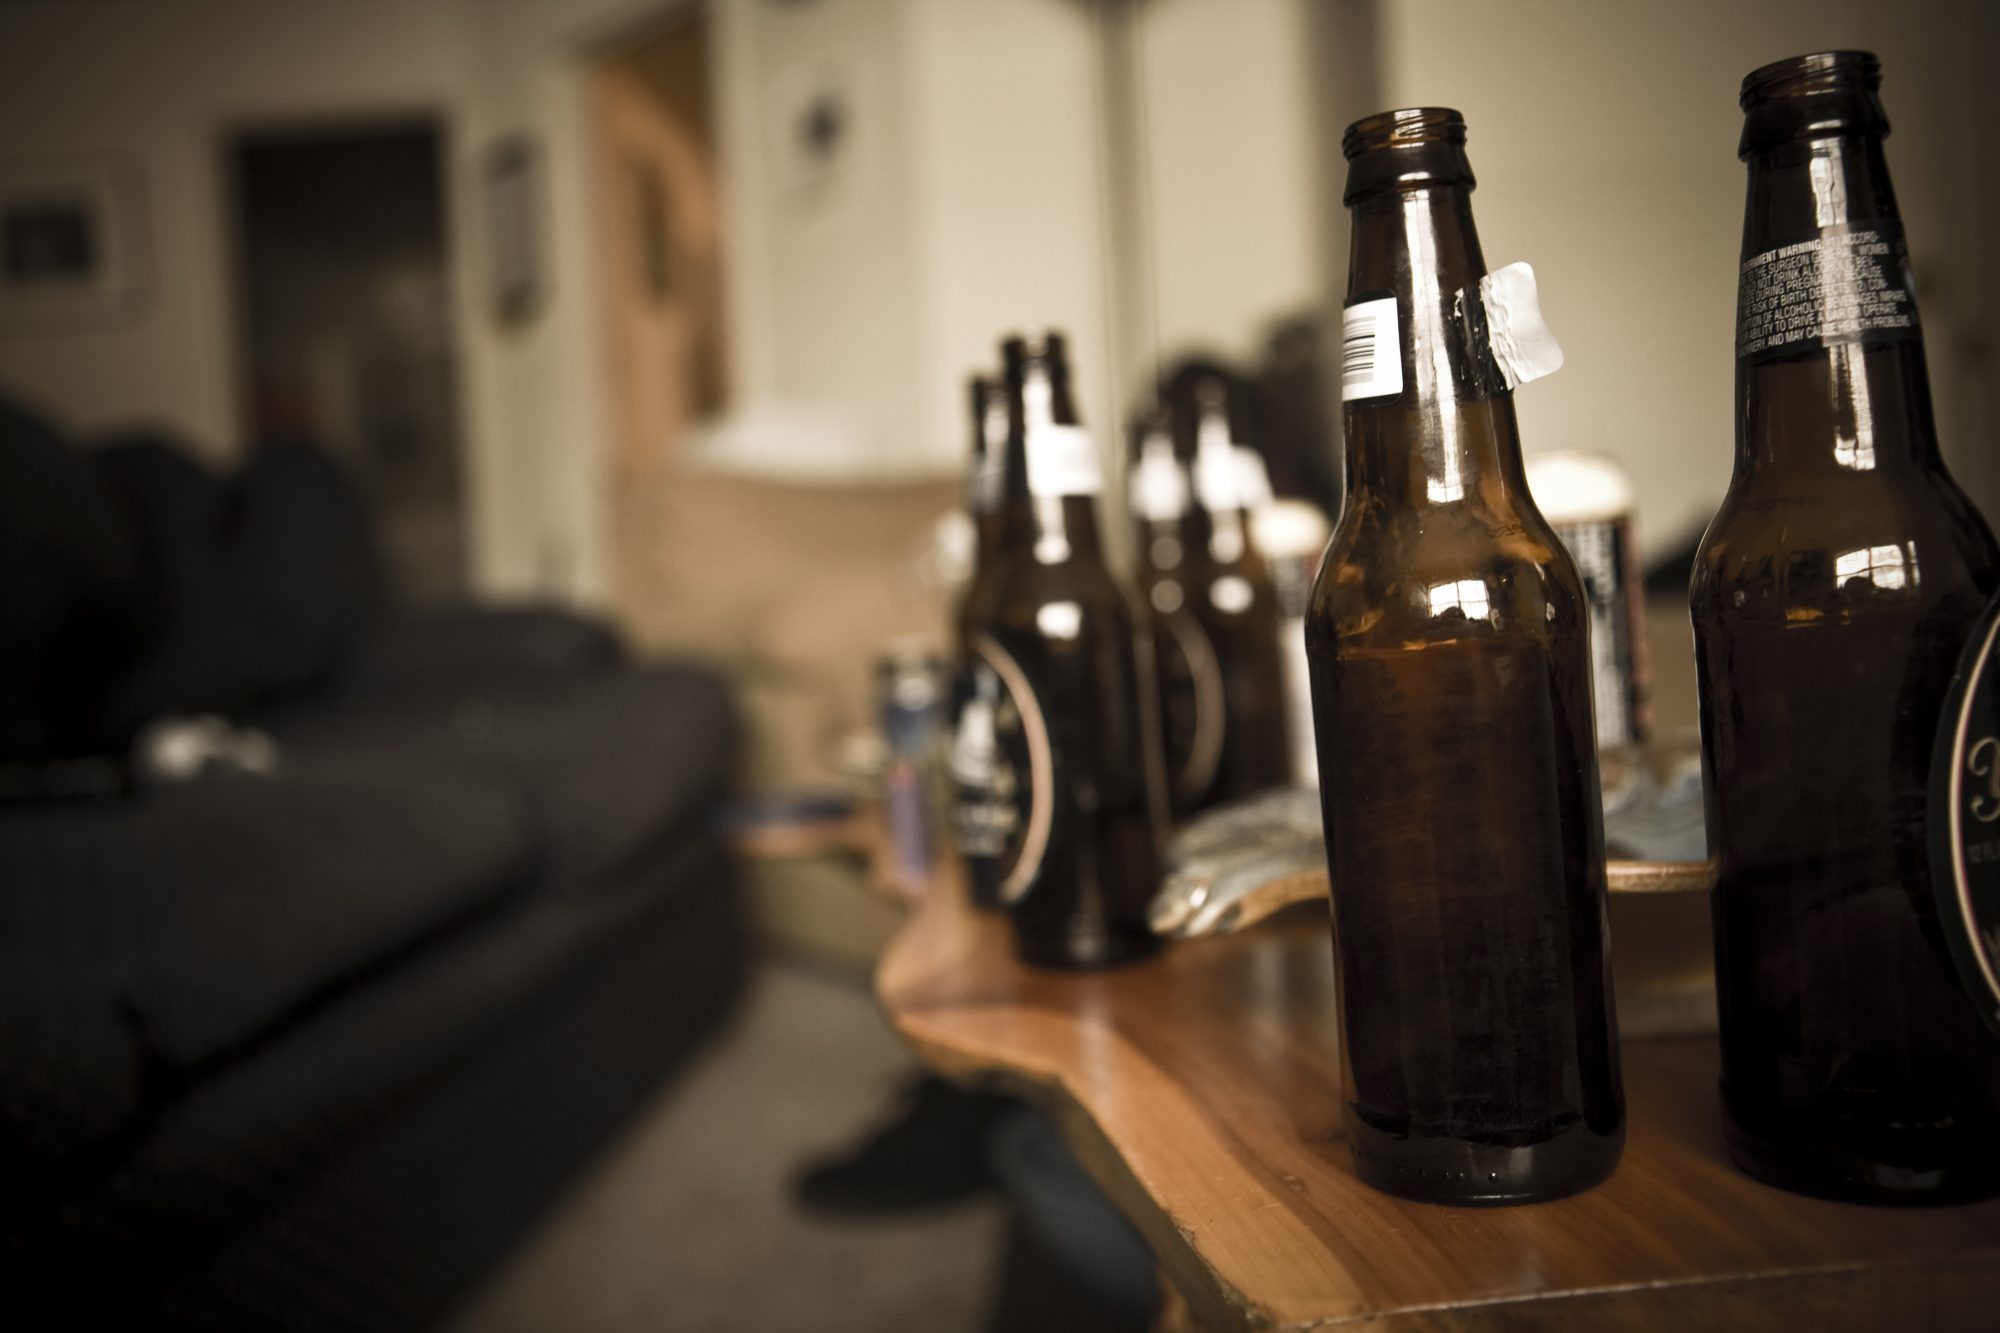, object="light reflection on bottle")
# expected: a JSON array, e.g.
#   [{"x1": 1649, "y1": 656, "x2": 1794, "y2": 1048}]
[
  {"x1": 1426, "y1": 577, "x2": 1493, "y2": 622},
  {"x1": 1830, "y1": 345, "x2": 1879, "y2": 472},
  {"x1": 1036, "y1": 600, "x2": 1084, "y2": 639},
  {"x1": 1833, "y1": 542, "x2": 1919, "y2": 592},
  {"x1": 1403, "y1": 190, "x2": 1466, "y2": 506},
  {"x1": 1210, "y1": 575, "x2": 1255, "y2": 614}
]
